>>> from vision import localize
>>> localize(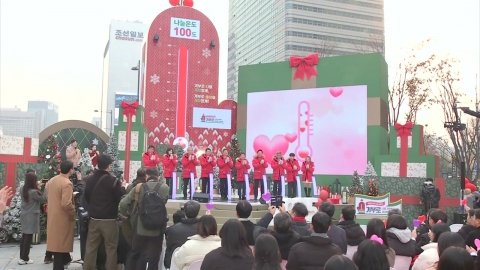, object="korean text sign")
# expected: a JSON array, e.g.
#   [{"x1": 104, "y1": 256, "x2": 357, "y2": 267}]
[{"x1": 170, "y1": 17, "x2": 200, "y2": 40}]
